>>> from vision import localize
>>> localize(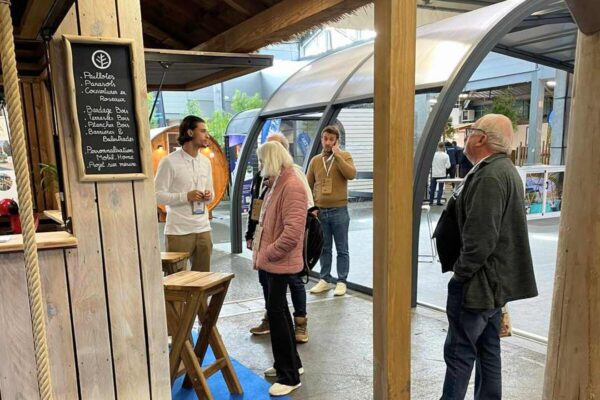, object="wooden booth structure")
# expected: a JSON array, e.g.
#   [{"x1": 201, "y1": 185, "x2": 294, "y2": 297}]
[
  {"x1": 1, "y1": 0, "x2": 599, "y2": 399},
  {"x1": 0, "y1": 0, "x2": 373, "y2": 399}
]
